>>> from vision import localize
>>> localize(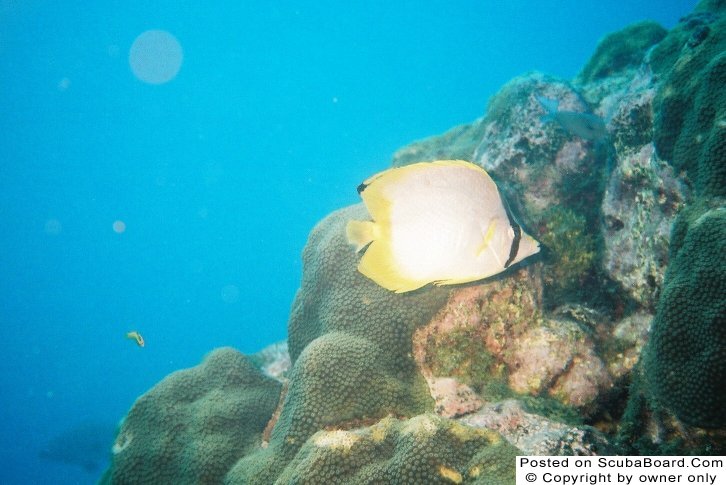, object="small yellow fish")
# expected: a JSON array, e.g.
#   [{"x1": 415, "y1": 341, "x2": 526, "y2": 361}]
[{"x1": 126, "y1": 331, "x2": 145, "y2": 347}]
